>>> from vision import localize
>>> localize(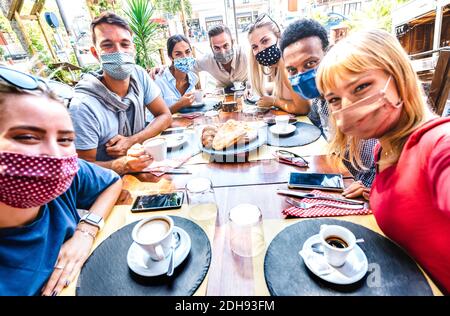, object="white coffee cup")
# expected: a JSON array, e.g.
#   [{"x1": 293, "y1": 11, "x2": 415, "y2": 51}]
[
  {"x1": 143, "y1": 137, "x2": 167, "y2": 161},
  {"x1": 233, "y1": 81, "x2": 244, "y2": 90},
  {"x1": 275, "y1": 115, "x2": 290, "y2": 131},
  {"x1": 319, "y1": 224, "x2": 356, "y2": 267},
  {"x1": 132, "y1": 215, "x2": 174, "y2": 261},
  {"x1": 193, "y1": 90, "x2": 203, "y2": 103}
]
